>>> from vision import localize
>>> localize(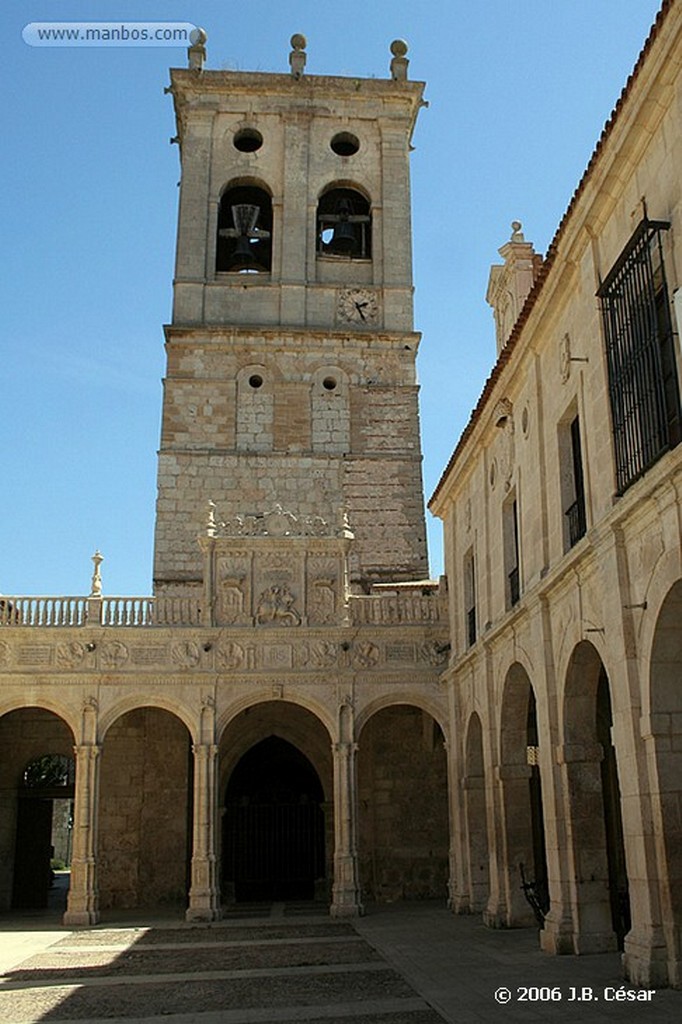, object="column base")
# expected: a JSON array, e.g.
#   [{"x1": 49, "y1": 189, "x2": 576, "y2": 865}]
[
  {"x1": 330, "y1": 898, "x2": 364, "y2": 918},
  {"x1": 63, "y1": 908, "x2": 99, "y2": 927},
  {"x1": 623, "y1": 927, "x2": 672, "y2": 988},
  {"x1": 540, "y1": 911, "x2": 578, "y2": 955},
  {"x1": 186, "y1": 890, "x2": 222, "y2": 922}
]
